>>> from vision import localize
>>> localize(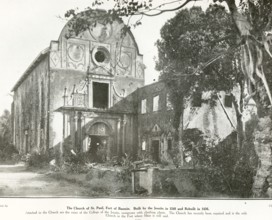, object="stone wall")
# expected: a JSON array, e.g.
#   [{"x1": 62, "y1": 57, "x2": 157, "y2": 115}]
[
  {"x1": 13, "y1": 56, "x2": 49, "y2": 154},
  {"x1": 138, "y1": 168, "x2": 208, "y2": 196},
  {"x1": 136, "y1": 82, "x2": 174, "y2": 163},
  {"x1": 48, "y1": 69, "x2": 87, "y2": 149},
  {"x1": 135, "y1": 81, "x2": 238, "y2": 163}
]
